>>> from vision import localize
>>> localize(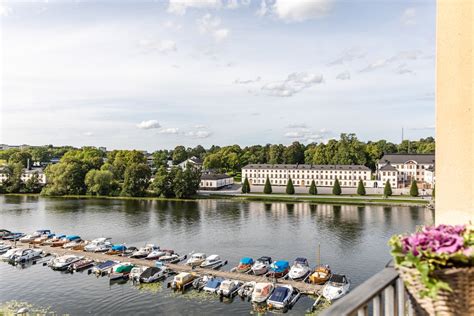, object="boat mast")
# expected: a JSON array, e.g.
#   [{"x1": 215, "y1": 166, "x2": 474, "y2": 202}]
[{"x1": 317, "y1": 243, "x2": 321, "y2": 266}]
